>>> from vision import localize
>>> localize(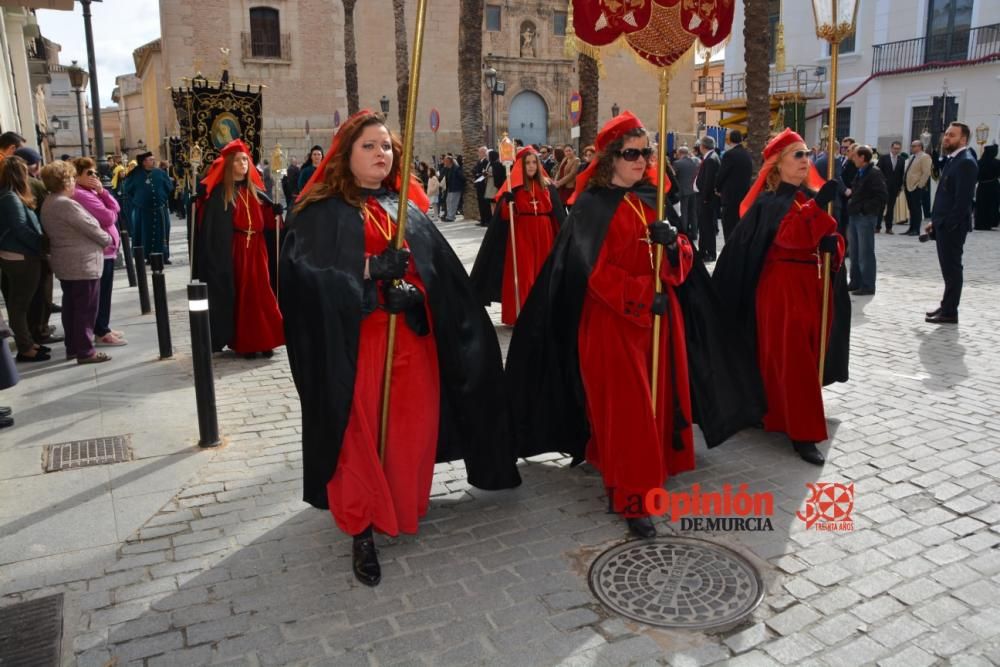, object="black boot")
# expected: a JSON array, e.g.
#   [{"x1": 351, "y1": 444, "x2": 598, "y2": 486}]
[
  {"x1": 0, "y1": 407, "x2": 11, "y2": 417},
  {"x1": 626, "y1": 517, "x2": 657, "y2": 539},
  {"x1": 793, "y1": 441, "x2": 825, "y2": 465},
  {"x1": 261, "y1": 349, "x2": 274, "y2": 359},
  {"x1": 352, "y1": 527, "x2": 381, "y2": 587}
]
